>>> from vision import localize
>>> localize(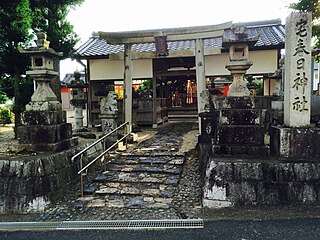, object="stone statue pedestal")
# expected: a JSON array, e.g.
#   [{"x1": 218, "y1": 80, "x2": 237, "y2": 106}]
[
  {"x1": 100, "y1": 113, "x2": 118, "y2": 148},
  {"x1": 99, "y1": 91, "x2": 119, "y2": 147}
]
